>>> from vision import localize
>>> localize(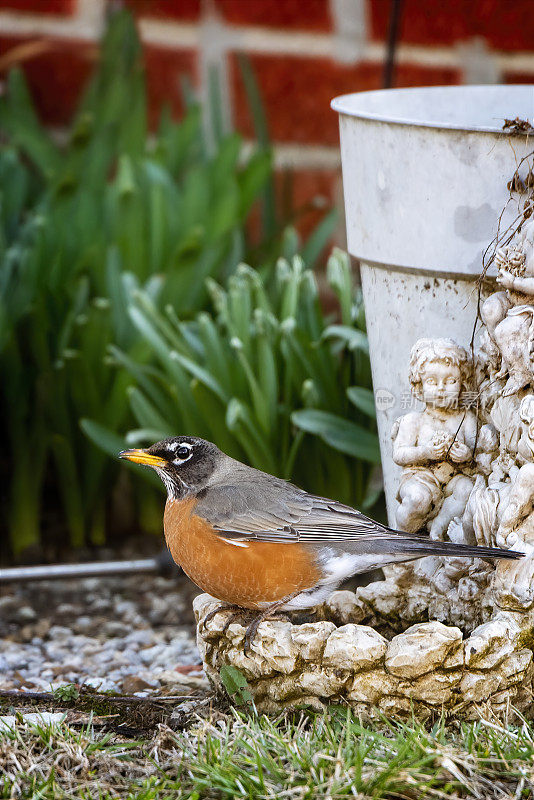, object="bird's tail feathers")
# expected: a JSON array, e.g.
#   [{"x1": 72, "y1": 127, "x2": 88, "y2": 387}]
[{"x1": 380, "y1": 530, "x2": 523, "y2": 560}]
